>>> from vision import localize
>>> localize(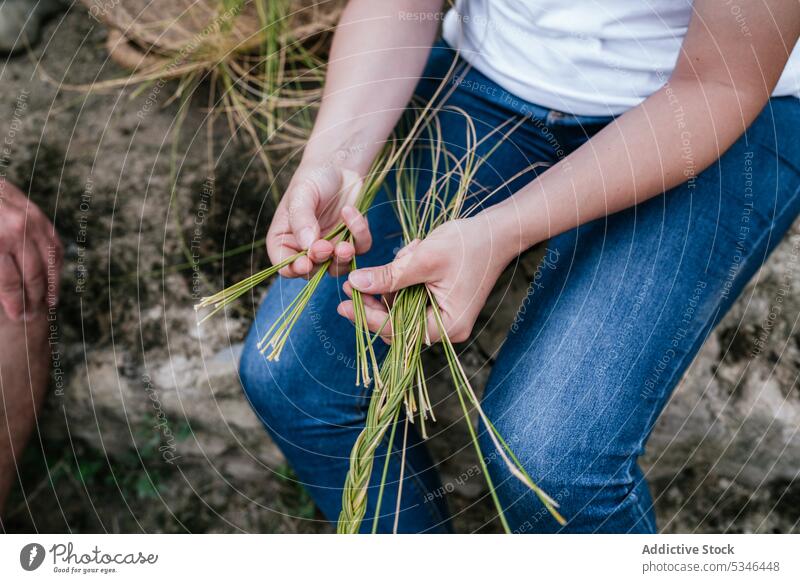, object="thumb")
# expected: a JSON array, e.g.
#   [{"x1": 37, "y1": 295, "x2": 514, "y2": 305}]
[
  {"x1": 287, "y1": 180, "x2": 321, "y2": 250},
  {"x1": 347, "y1": 240, "x2": 425, "y2": 294}
]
